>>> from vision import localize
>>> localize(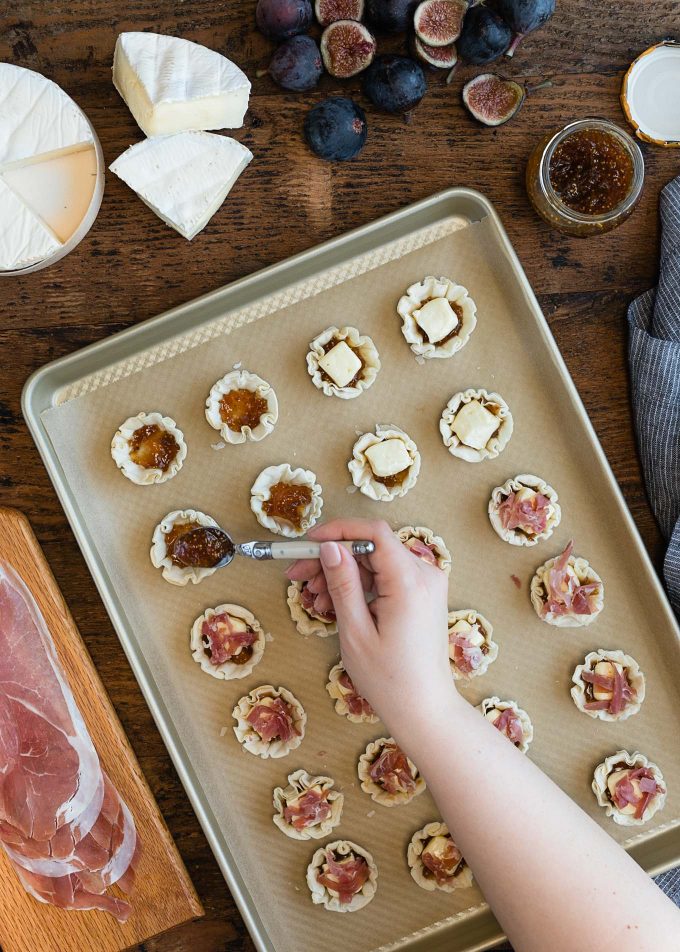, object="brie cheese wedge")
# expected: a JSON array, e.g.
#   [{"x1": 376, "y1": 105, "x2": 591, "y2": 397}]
[
  {"x1": 365, "y1": 438, "x2": 412, "y2": 478},
  {"x1": 0, "y1": 180, "x2": 61, "y2": 271},
  {"x1": 318, "y1": 340, "x2": 362, "y2": 388}
]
